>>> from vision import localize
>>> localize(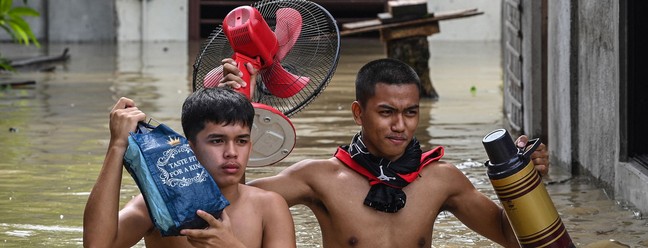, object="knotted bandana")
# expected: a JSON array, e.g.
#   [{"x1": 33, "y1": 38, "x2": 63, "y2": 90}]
[{"x1": 338, "y1": 132, "x2": 422, "y2": 213}]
